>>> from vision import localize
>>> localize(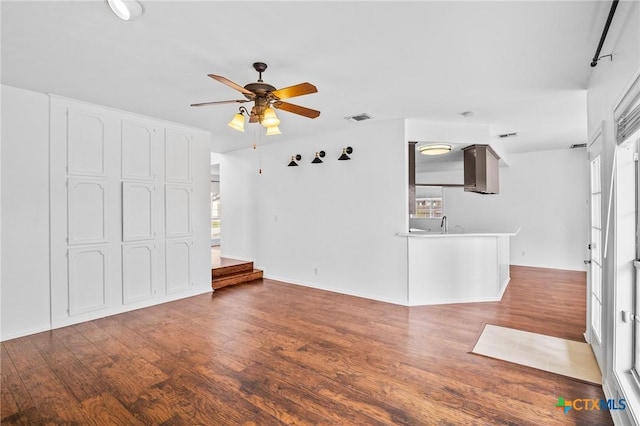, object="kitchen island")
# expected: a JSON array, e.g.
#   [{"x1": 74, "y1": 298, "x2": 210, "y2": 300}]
[{"x1": 397, "y1": 228, "x2": 520, "y2": 305}]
